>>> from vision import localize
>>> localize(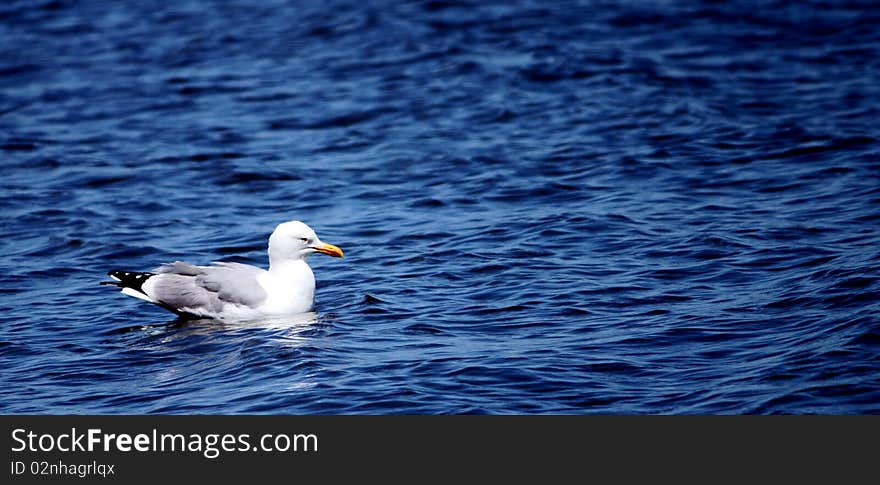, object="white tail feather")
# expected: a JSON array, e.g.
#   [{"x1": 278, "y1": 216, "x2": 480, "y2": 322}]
[{"x1": 121, "y1": 287, "x2": 155, "y2": 303}]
